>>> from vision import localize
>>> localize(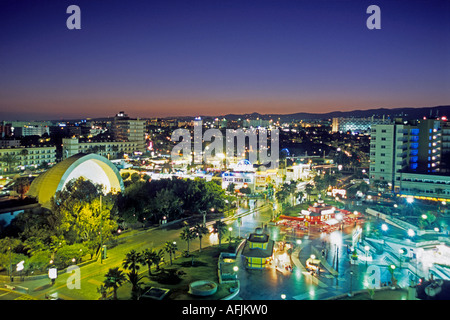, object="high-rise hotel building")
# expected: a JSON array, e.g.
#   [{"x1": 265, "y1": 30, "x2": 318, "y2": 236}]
[
  {"x1": 62, "y1": 111, "x2": 146, "y2": 160},
  {"x1": 111, "y1": 111, "x2": 146, "y2": 151},
  {"x1": 369, "y1": 118, "x2": 450, "y2": 200}
]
